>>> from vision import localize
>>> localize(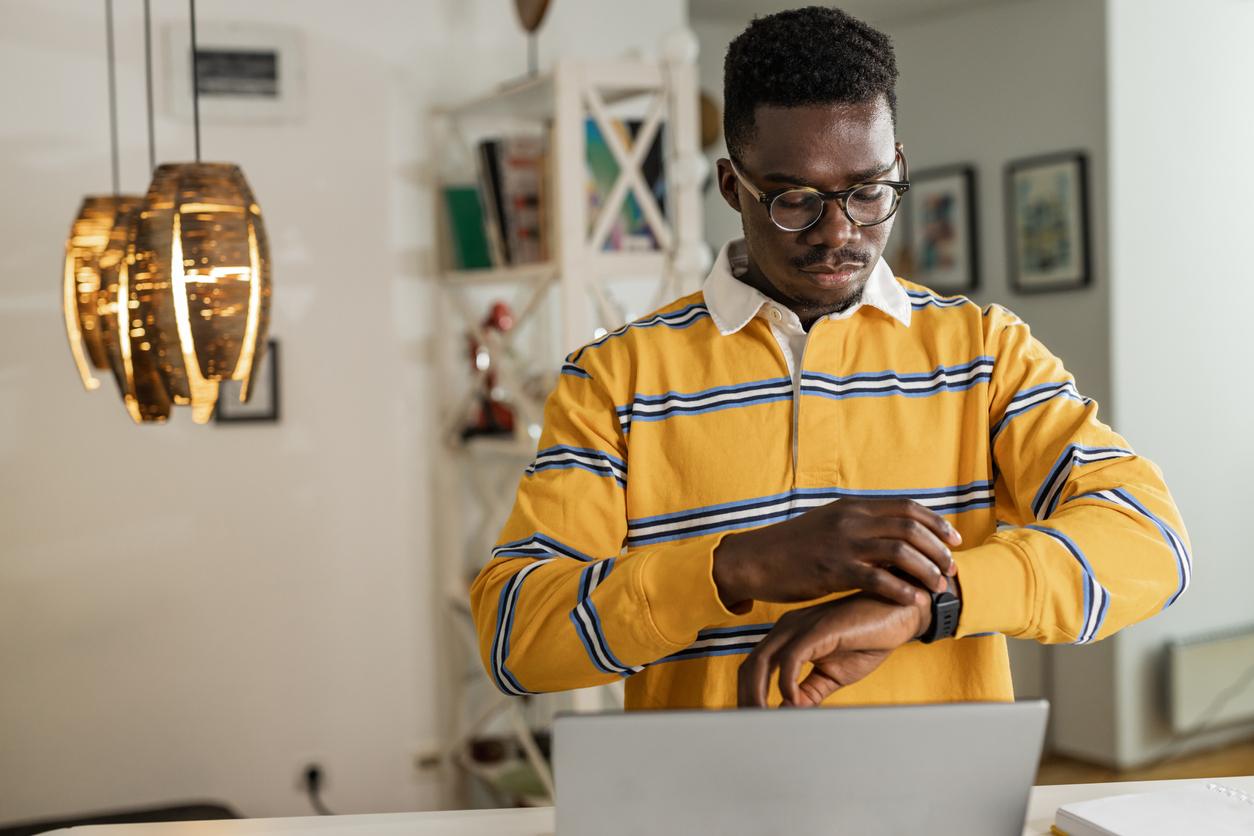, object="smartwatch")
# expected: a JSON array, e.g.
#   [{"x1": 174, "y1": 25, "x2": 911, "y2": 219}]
[
  {"x1": 888, "y1": 568, "x2": 962, "y2": 643},
  {"x1": 919, "y1": 579, "x2": 961, "y2": 644}
]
